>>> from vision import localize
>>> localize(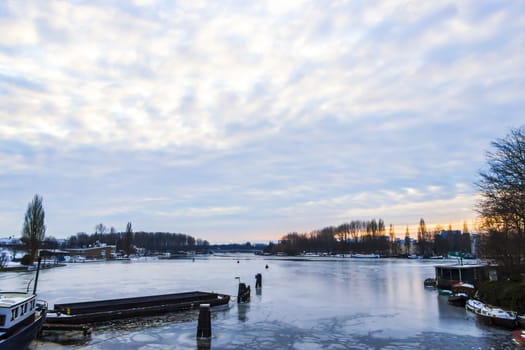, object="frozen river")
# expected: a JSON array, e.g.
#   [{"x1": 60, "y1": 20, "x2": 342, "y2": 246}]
[{"x1": 1, "y1": 256, "x2": 517, "y2": 349}]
